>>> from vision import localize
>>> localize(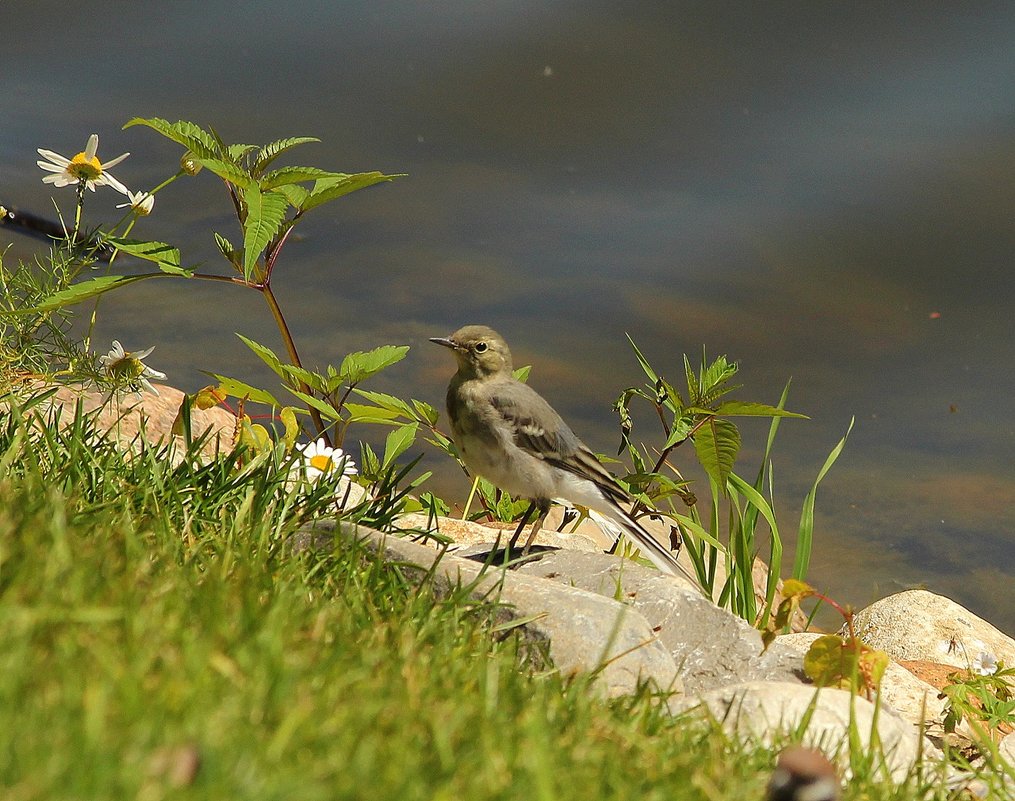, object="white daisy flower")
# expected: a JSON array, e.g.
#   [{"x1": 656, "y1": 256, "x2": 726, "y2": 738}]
[
  {"x1": 294, "y1": 437, "x2": 357, "y2": 482},
  {"x1": 98, "y1": 340, "x2": 166, "y2": 396},
  {"x1": 116, "y1": 190, "x2": 155, "y2": 216},
  {"x1": 37, "y1": 134, "x2": 129, "y2": 194}
]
